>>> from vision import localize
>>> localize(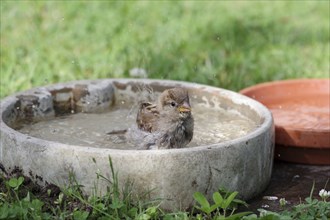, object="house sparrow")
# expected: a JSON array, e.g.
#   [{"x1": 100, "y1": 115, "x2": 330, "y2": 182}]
[{"x1": 108, "y1": 87, "x2": 194, "y2": 149}]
